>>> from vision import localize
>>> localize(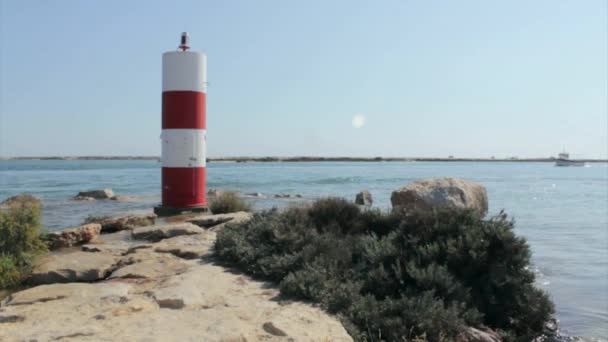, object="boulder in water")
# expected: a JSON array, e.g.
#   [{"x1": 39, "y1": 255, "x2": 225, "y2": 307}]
[
  {"x1": 391, "y1": 177, "x2": 488, "y2": 216},
  {"x1": 74, "y1": 189, "x2": 115, "y2": 200},
  {"x1": 355, "y1": 190, "x2": 373, "y2": 206}
]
